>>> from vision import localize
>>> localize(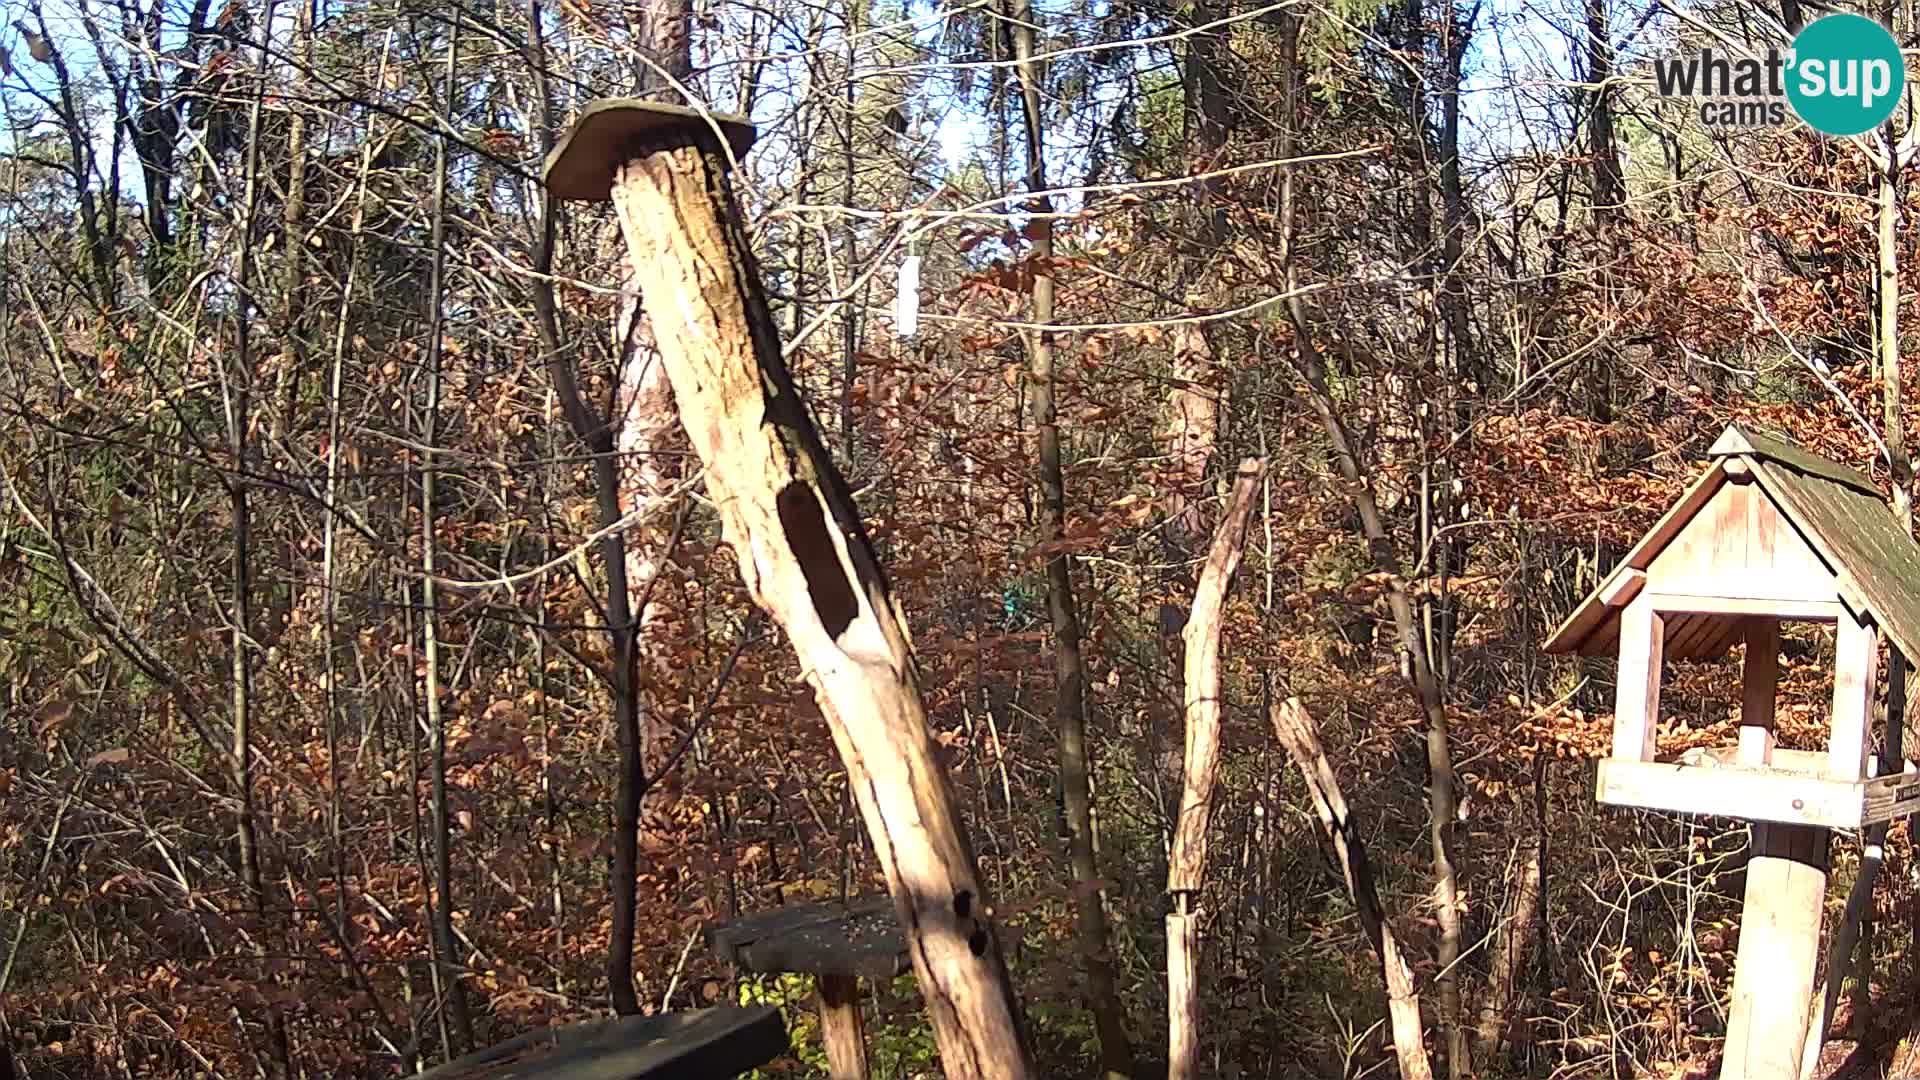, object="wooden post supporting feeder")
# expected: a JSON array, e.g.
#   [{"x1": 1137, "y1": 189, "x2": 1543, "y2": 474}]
[
  {"x1": 1545, "y1": 425, "x2": 1920, "y2": 1080},
  {"x1": 544, "y1": 101, "x2": 1032, "y2": 1079}
]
